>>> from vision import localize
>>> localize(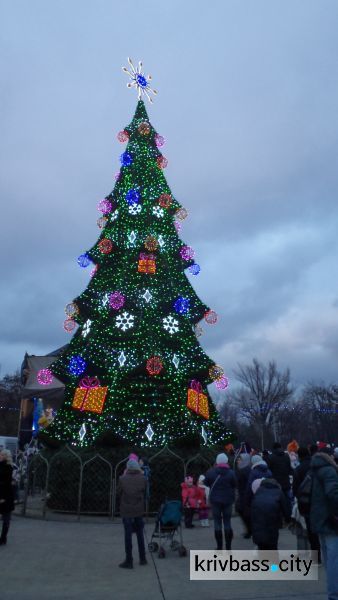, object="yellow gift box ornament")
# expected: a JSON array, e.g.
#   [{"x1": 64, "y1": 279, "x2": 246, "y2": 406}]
[
  {"x1": 138, "y1": 252, "x2": 156, "y2": 274},
  {"x1": 186, "y1": 380, "x2": 209, "y2": 419},
  {"x1": 72, "y1": 376, "x2": 108, "y2": 414}
]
